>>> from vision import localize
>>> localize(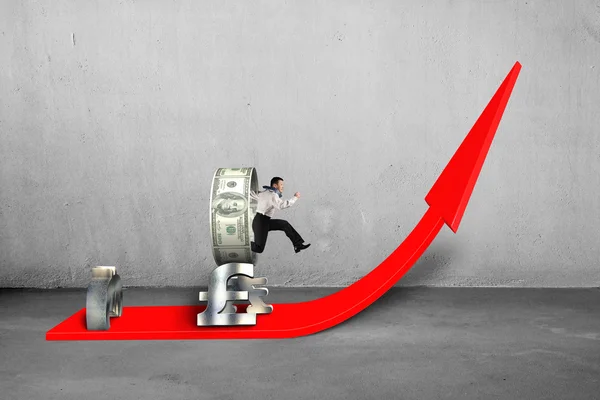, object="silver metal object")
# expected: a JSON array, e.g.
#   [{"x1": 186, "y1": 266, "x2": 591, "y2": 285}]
[
  {"x1": 86, "y1": 266, "x2": 123, "y2": 330},
  {"x1": 198, "y1": 263, "x2": 272, "y2": 326},
  {"x1": 236, "y1": 276, "x2": 273, "y2": 315}
]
